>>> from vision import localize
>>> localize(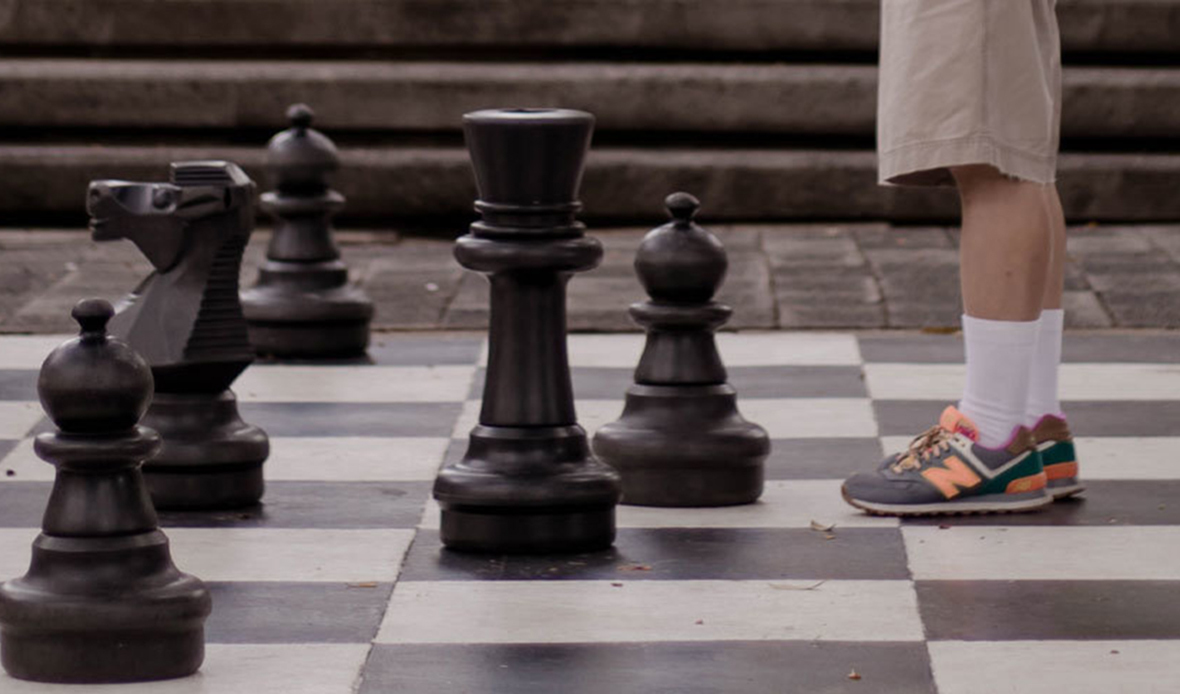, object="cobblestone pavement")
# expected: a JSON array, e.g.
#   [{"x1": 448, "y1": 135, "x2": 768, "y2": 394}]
[{"x1": 2, "y1": 223, "x2": 1178, "y2": 334}]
